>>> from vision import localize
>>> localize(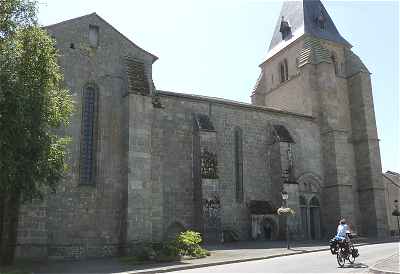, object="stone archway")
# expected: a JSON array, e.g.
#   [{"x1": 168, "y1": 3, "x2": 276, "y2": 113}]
[{"x1": 297, "y1": 173, "x2": 322, "y2": 240}]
